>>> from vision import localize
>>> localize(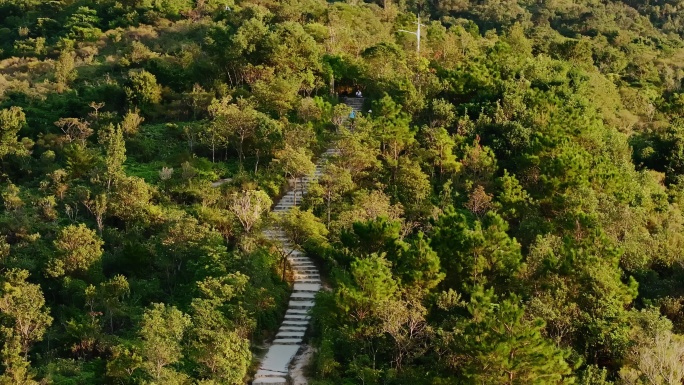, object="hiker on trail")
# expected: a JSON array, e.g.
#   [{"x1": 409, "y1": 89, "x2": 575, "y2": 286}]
[
  {"x1": 349, "y1": 110, "x2": 356, "y2": 130},
  {"x1": 355, "y1": 90, "x2": 362, "y2": 97}
]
